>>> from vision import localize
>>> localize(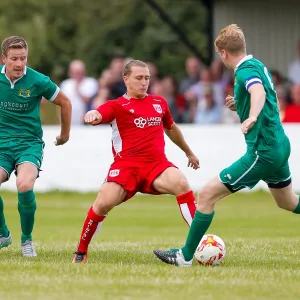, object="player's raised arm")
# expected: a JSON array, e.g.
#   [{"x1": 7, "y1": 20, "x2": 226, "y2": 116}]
[
  {"x1": 164, "y1": 123, "x2": 199, "y2": 170},
  {"x1": 161, "y1": 97, "x2": 199, "y2": 169},
  {"x1": 52, "y1": 90, "x2": 72, "y2": 145},
  {"x1": 242, "y1": 82, "x2": 266, "y2": 134}
]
